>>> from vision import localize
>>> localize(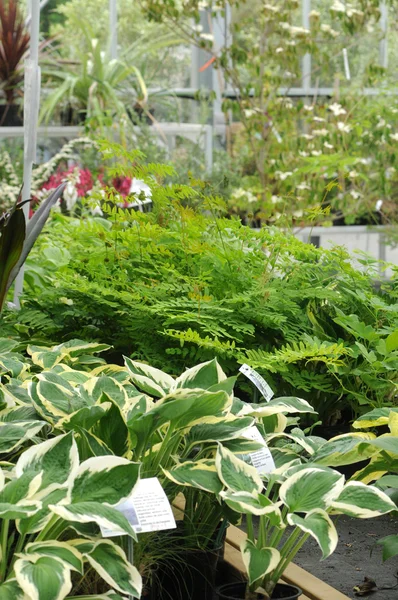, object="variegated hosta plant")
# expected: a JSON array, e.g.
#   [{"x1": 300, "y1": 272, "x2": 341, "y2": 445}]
[
  {"x1": 164, "y1": 401, "x2": 397, "y2": 600},
  {"x1": 0, "y1": 432, "x2": 142, "y2": 600}
]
